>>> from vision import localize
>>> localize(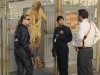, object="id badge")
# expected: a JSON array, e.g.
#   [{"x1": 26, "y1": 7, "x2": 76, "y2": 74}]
[{"x1": 54, "y1": 38, "x2": 57, "y2": 42}]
